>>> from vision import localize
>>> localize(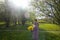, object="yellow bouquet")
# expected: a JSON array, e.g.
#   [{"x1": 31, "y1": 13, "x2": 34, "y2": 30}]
[
  {"x1": 27, "y1": 25, "x2": 35, "y2": 31},
  {"x1": 27, "y1": 26, "x2": 33, "y2": 31}
]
